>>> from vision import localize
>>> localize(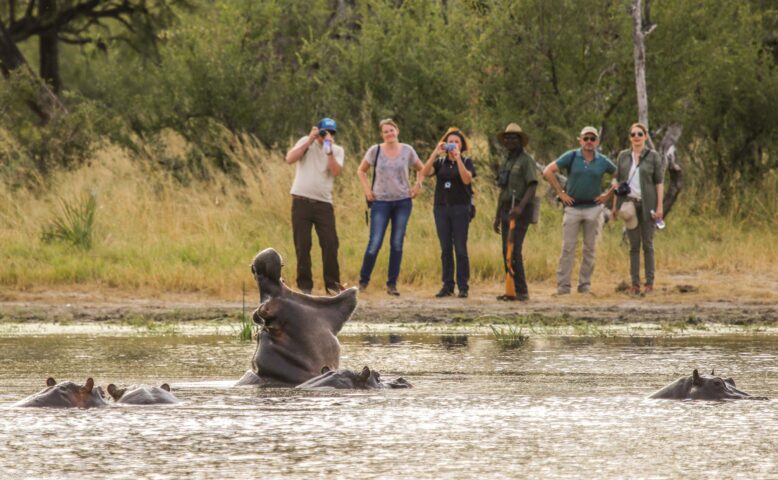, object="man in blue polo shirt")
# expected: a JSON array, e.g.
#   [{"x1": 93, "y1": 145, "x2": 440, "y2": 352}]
[{"x1": 543, "y1": 126, "x2": 616, "y2": 295}]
